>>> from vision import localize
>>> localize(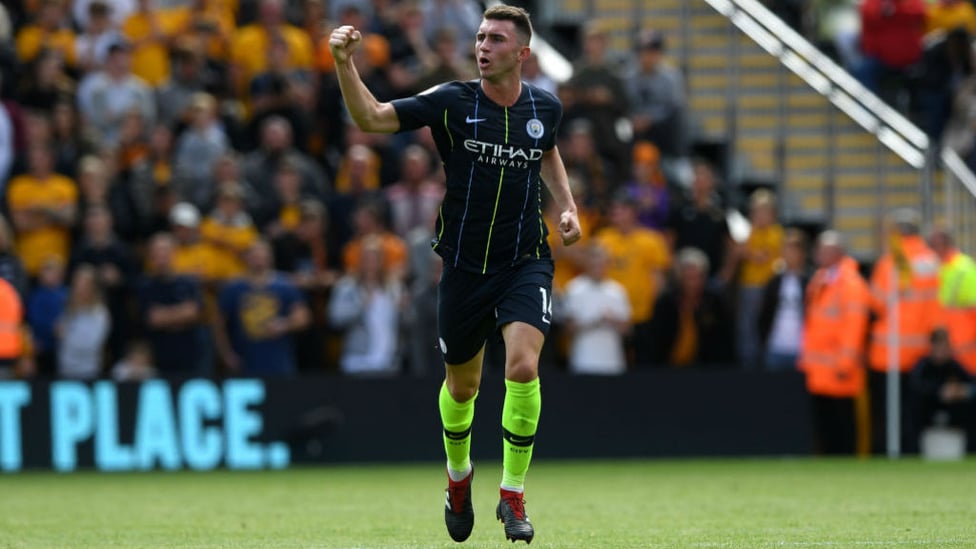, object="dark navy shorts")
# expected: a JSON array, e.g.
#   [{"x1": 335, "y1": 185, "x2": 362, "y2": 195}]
[{"x1": 437, "y1": 258, "x2": 554, "y2": 365}]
